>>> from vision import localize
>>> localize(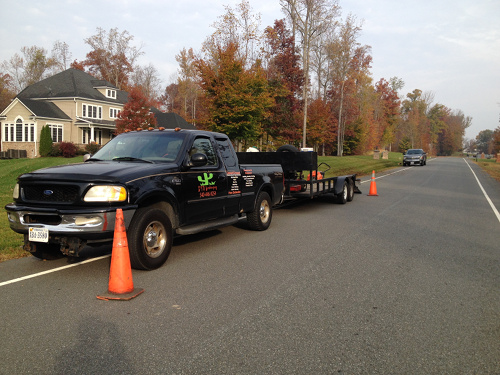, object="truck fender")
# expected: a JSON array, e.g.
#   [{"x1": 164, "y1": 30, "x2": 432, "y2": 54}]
[{"x1": 134, "y1": 190, "x2": 180, "y2": 229}]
